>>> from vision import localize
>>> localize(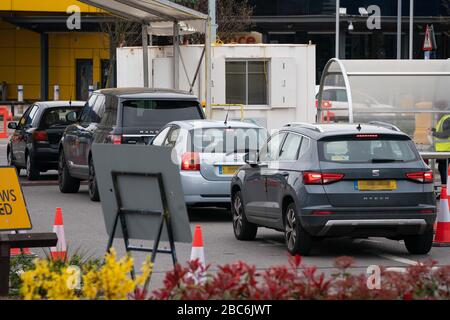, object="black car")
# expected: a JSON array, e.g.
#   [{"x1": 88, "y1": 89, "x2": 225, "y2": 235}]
[
  {"x1": 58, "y1": 87, "x2": 205, "y2": 201},
  {"x1": 7, "y1": 101, "x2": 85, "y2": 180},
  {"x1": 231, "y1": 123, "x2": 436, "y2": 256}
]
